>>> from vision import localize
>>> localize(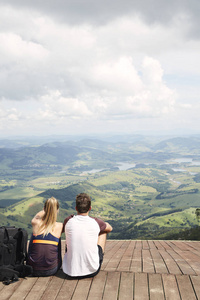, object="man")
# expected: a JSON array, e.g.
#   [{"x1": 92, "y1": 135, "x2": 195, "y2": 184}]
[{"x1": 62, "y1": 193, "x2": 113, "y2": 278}]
